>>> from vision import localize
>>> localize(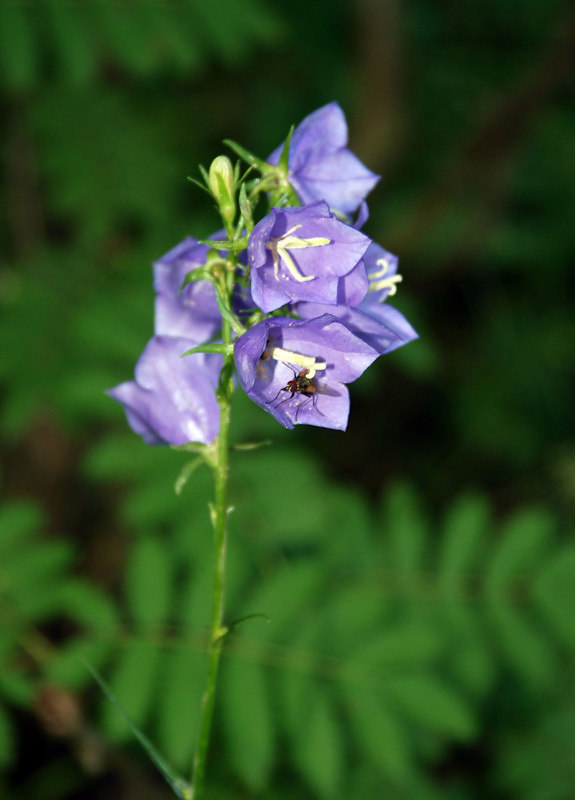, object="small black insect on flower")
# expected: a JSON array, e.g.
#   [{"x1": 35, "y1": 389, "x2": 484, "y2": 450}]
[{"x1": 269, "y1": 364, "x2": 323, "y2": 421}]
